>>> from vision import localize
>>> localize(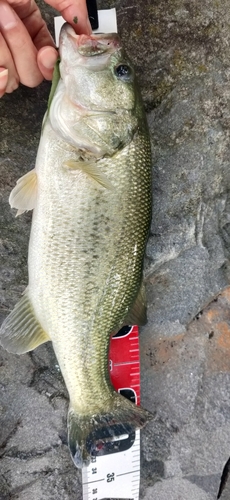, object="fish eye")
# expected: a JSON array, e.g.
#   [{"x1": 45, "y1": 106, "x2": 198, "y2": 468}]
[{"x1": 114, "y1": 64, "x2": 132, "y2": 81}]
